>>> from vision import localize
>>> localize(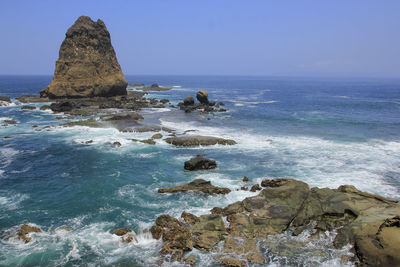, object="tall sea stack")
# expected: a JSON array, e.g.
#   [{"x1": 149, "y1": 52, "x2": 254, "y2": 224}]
[{"x1": 41, "y1": 16, "x2": 127, "y2": 98}]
